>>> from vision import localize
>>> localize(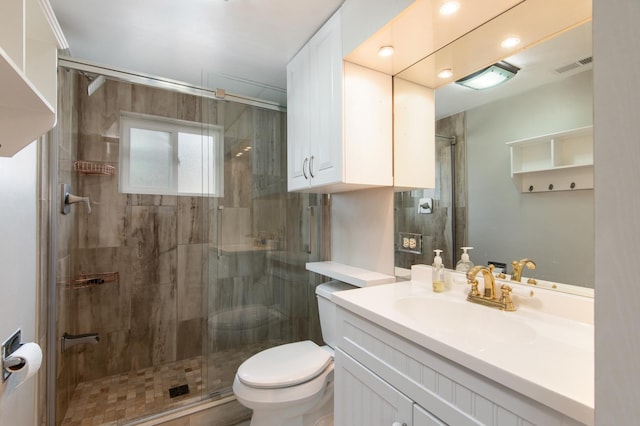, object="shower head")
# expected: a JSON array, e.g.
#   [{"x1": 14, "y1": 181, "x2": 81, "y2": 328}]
[{"x1": 87, "y1": 74, "x2": 106, "y2": 96}]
